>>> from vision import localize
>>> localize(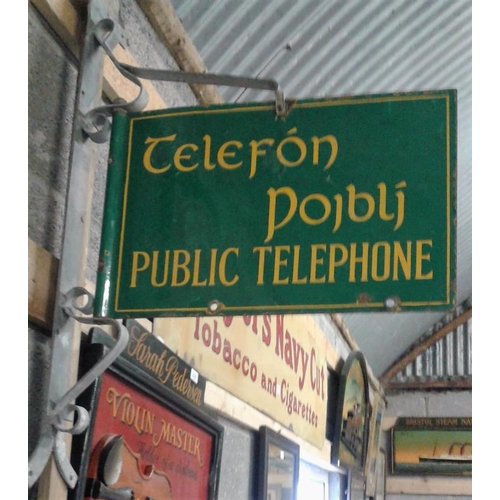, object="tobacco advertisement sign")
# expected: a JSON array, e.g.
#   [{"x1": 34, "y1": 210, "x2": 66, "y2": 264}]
[{"x1": 154, "y1": 314, "x2": 327, "y2": 449}]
